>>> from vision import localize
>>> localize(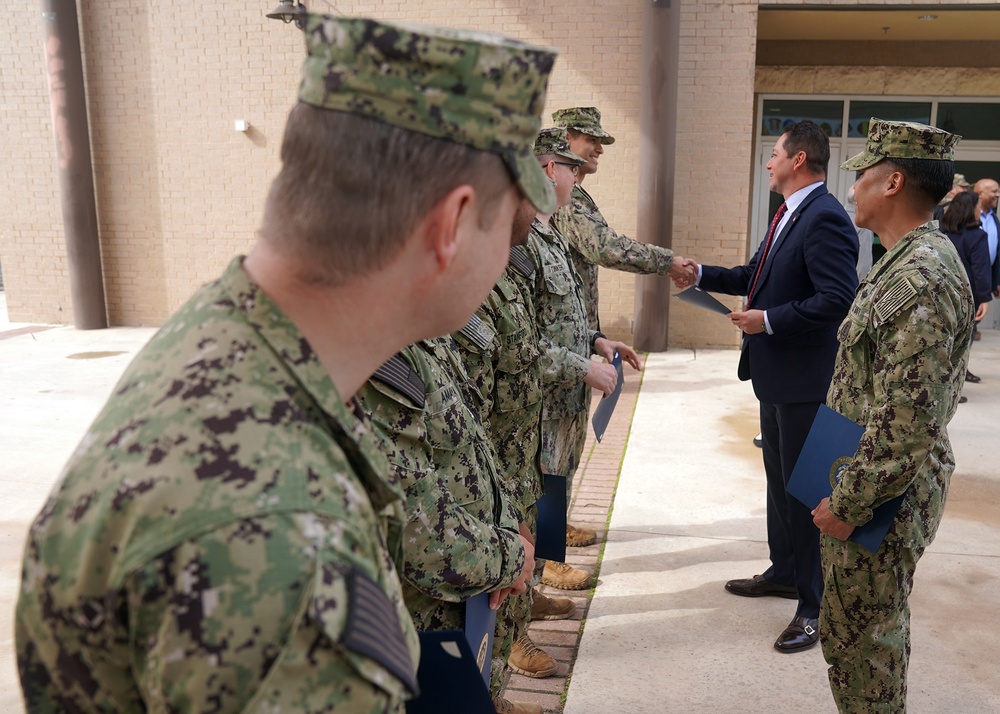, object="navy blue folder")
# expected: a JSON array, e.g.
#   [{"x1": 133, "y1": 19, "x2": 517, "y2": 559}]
[
  {"x1": 463, "y1": 592, "x2": 496, "y2": 687},
  {"x1": 534, "y1": 473, "x2": 567, "y2": 562},
  {"x1": 591, "y1": 351, "x2": 624, "y2": 443},
  {"x1": 407, "y1": 626, "x2": 496, "y2": 714},
  {"x1": 787, "y1": 404, "x2": 905, "y2": 553},
  {"x1": 673, "y1": 285, "x2": 732, "y2": 316}
]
